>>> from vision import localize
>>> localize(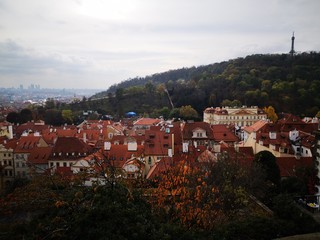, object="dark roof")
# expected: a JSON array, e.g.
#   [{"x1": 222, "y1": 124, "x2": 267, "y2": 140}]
[
  {"x1": 277, "y1": 157, "x2": 313, "y2": 177},
  {"x1": 182, "y1": 122, "x2": 214, "y2": 139},
  {"x1": 28, "y1": 146, "x2": 53, "y2": 164},
  {"x1": 51, "y1": 137, "x2": 93, "y2": 159}
]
